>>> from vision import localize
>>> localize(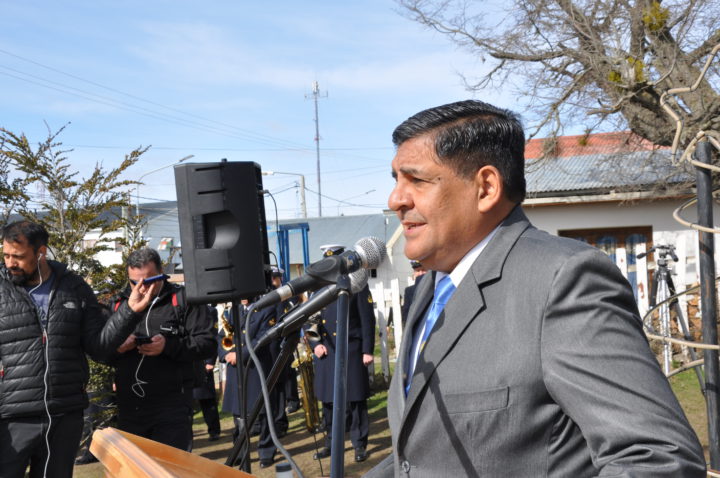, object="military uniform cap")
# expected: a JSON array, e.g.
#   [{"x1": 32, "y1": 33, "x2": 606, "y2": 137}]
[{"x1": 320, "y1": 244, "x2": 345, "y2": 257}]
